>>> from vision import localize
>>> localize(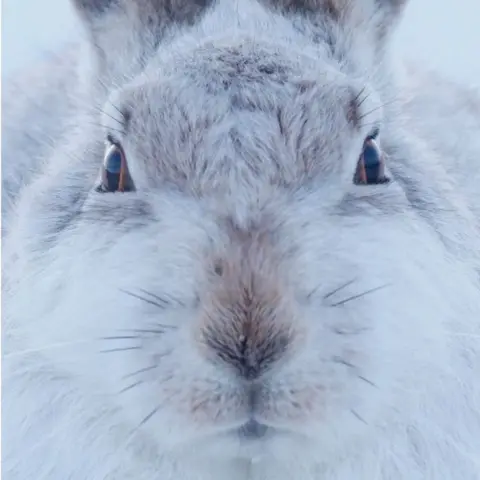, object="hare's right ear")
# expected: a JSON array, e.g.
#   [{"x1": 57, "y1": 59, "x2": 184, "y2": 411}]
[
  {"x1": 71, "y1": 0, "x2": 156, "y2": 83},
  {"x1": 375, "y1": 0, "x2": 409, "y2": 34},
  {"x1": 72, "y1": 0, "x2": 116, "y2": 21},
  {"x1": 71, "y1": 0, "x2": 125, "y2": 49},
  {"x1": 71, "y1": 0, "x2": 121, "y2": 29},
  {"x1": 71, "y1": 0, "x2": 210, "y2": 81}
]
